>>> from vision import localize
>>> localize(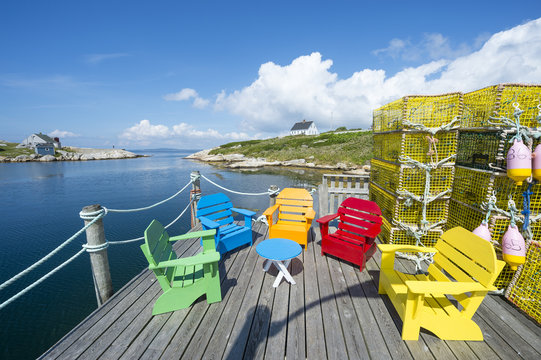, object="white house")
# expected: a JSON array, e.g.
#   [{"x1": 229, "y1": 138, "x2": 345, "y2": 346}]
[
  {"x1": 17, "y1": 133, "x2": 61, "y2": 149},
  {"x1": 290, "y1": 120, "x2": 319, "y2": 136}
]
